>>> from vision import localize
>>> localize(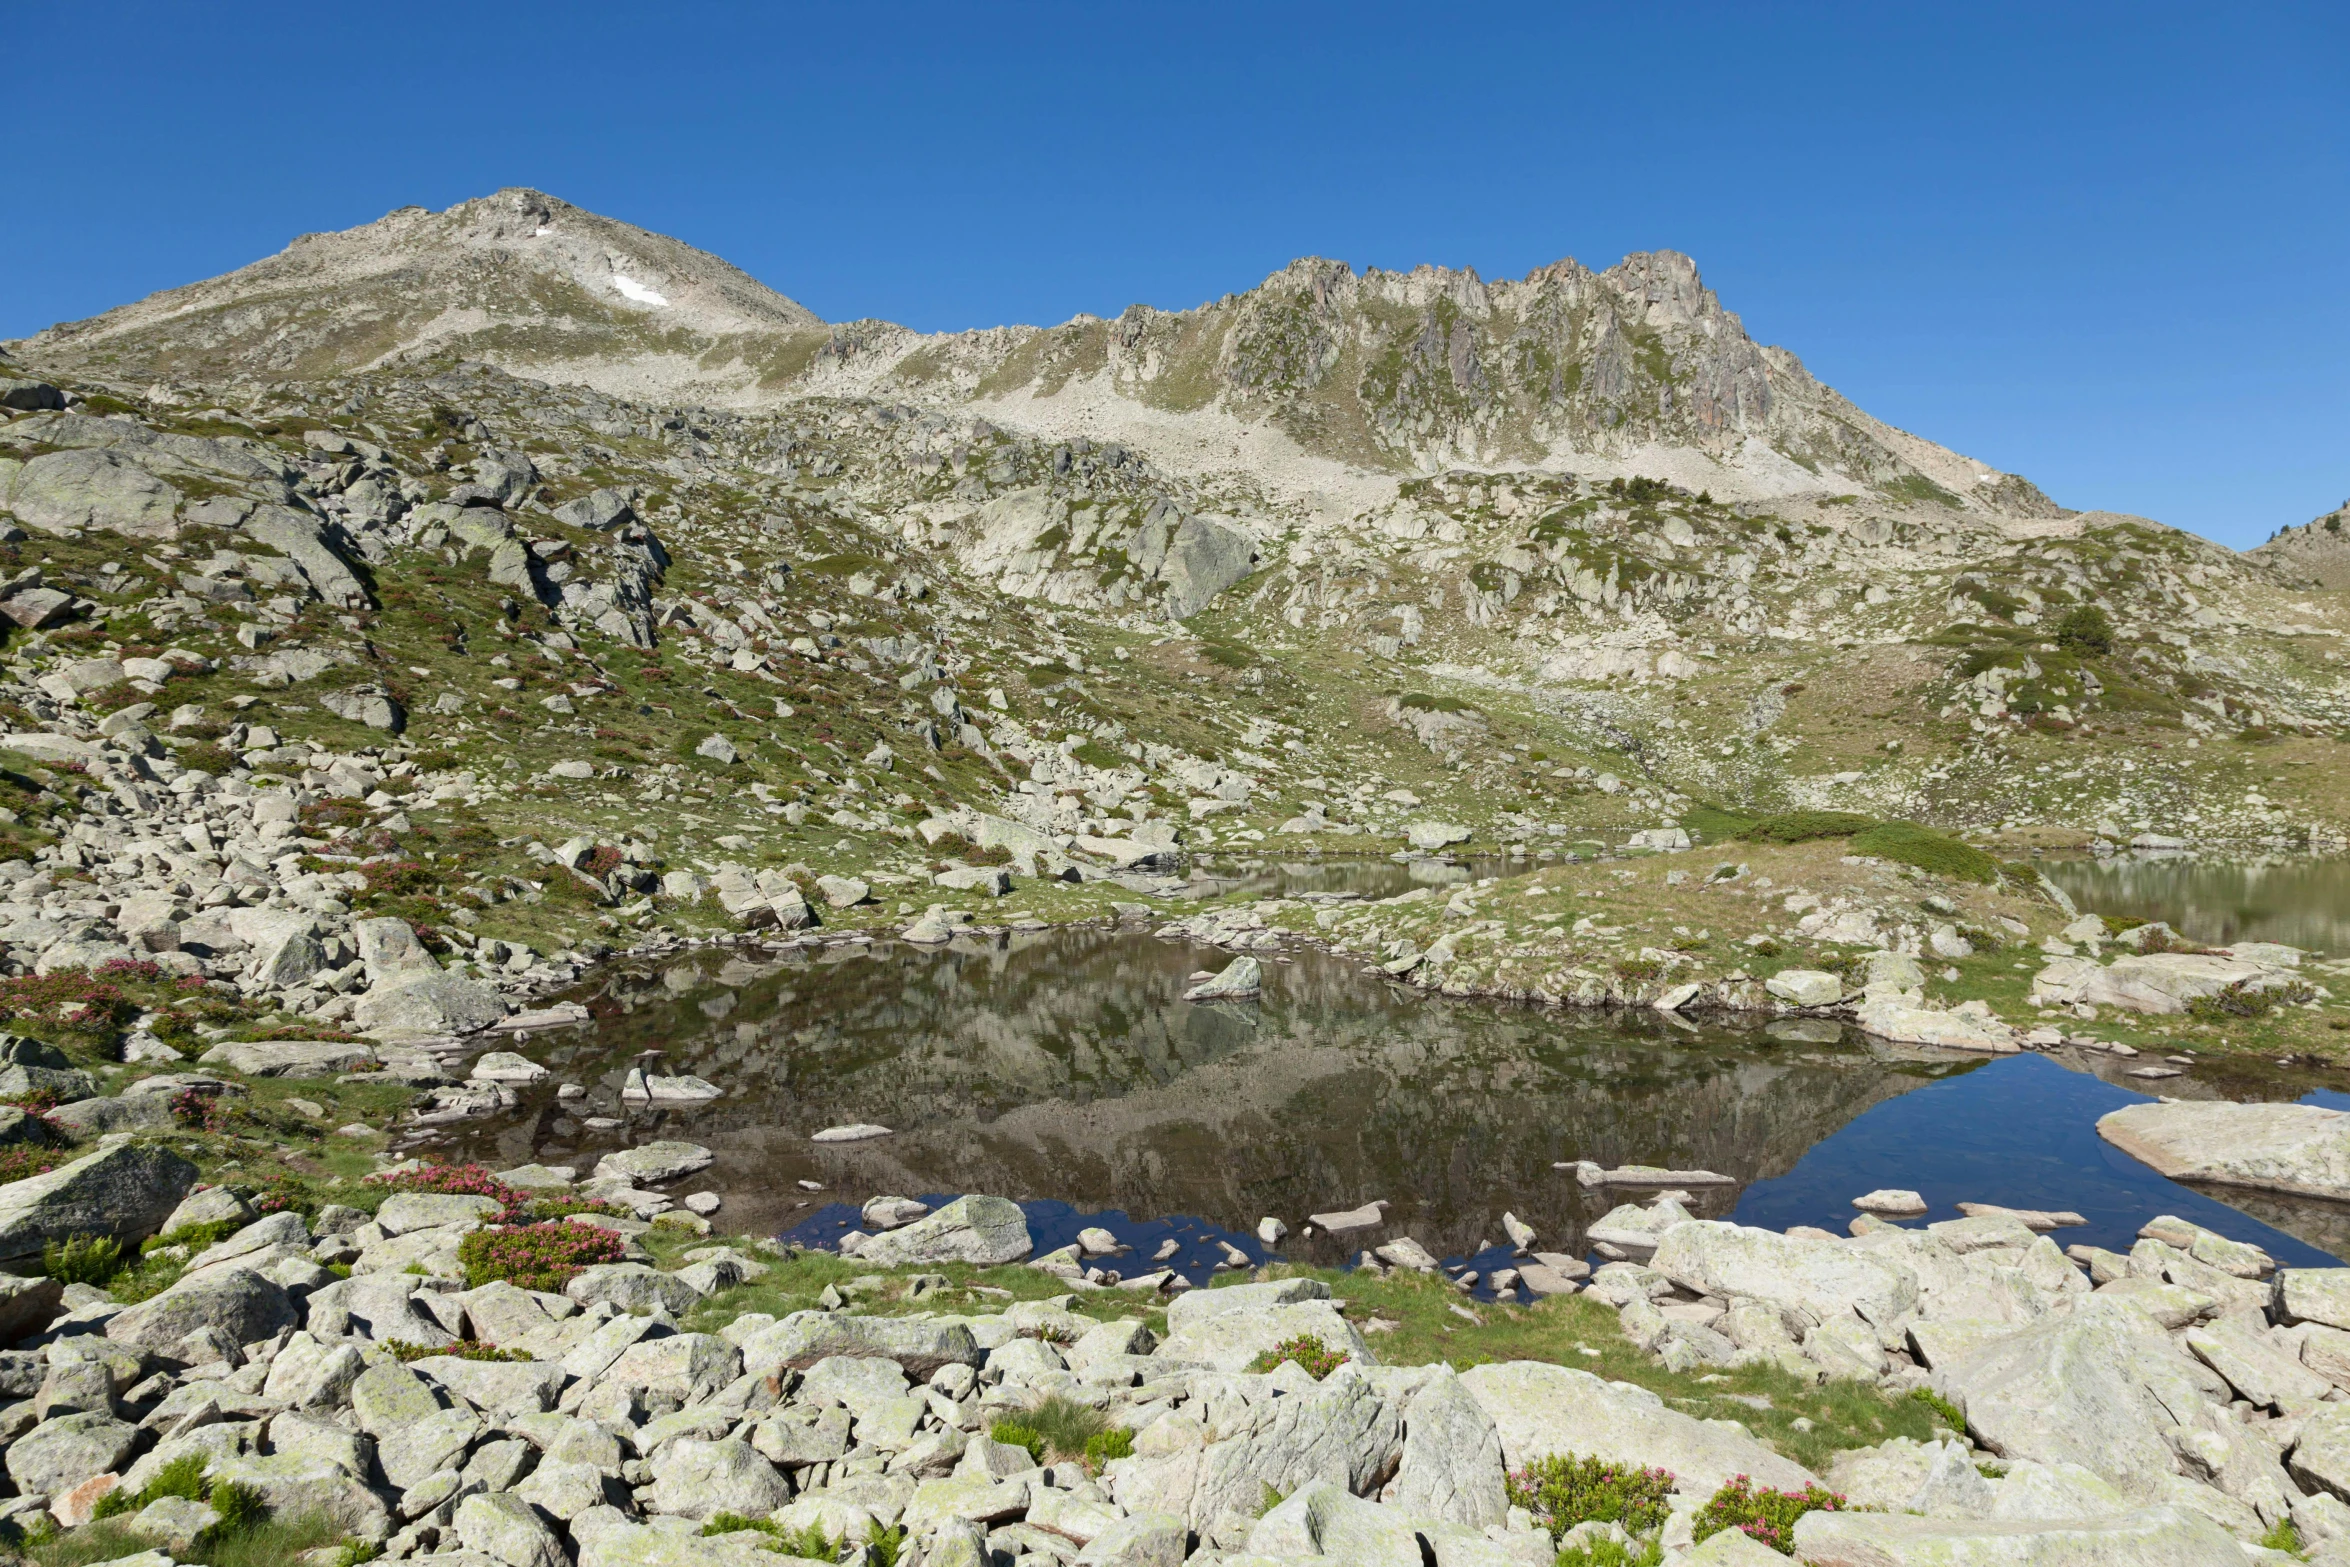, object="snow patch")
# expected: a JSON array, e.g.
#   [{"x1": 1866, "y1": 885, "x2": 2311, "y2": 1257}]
[{"x1": 612, "y1": 273, "x2": 670, "y2": 308}]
